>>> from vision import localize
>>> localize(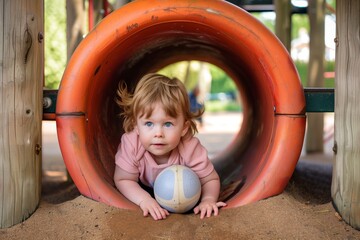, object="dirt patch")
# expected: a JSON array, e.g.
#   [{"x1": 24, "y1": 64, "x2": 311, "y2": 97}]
[{"x1": 1, "y1": 157, "x2": 359, "y2": 239}]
